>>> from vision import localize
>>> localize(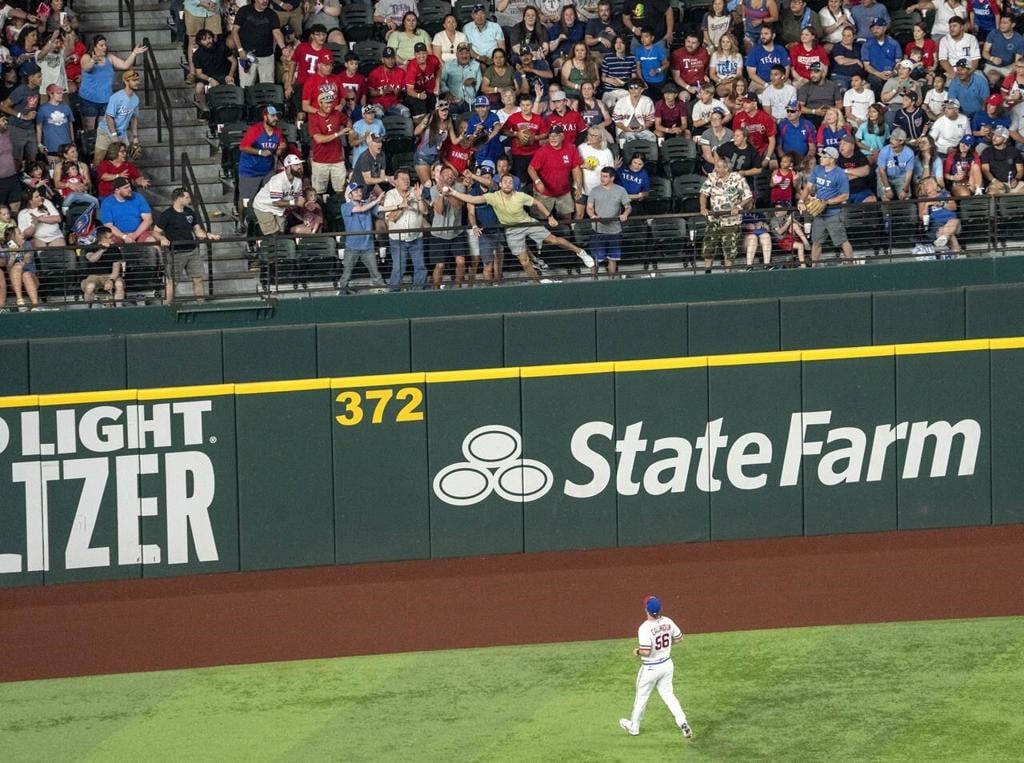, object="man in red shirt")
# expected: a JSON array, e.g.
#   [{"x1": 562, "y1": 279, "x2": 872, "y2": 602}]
[
  {"x1": 405, "y1": 42, "x2": 442, "y2": 117},
  {"x1": 302, "y1": 51, "x2": 343, "y2": 116},
  {"x1": 368, "y1": 46, "x2": 411, "y2": 116},
  {"x1": 286, "y1": 23, "x2": 330, "y2": 100},
  {"x1": 670, "y1": 32, "x2": 709, "y2": 101},
  {"x1": 732, "y1": 94, "x2": 777, "y2": 166},
  {"x1": 504, "y1": 93, "x2": 547, "y2": 183},
  {"x1": 545, "y1": 90, "x2": 587, "y2": 144},
  {"x1": 528, "y1": 125, "x2": 584, "y2": 219},
  {"x1": 337, "y1": 52, "x2": 367, "y2": 107},
  {"x1": 308, "y1": 90, "x2": 351, "y2": 194}
]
